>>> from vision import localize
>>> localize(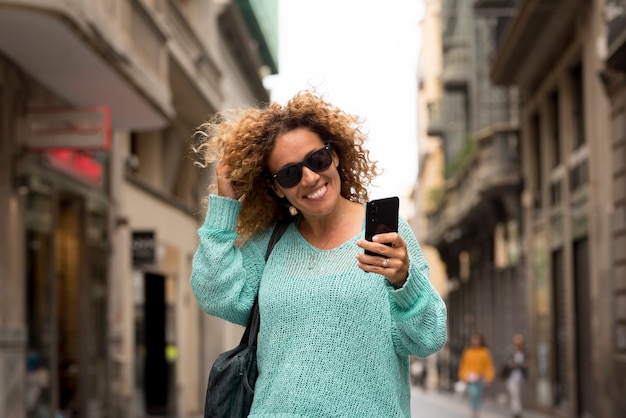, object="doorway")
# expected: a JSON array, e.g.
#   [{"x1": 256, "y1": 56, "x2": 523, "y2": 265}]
[{"x1": 135, "y1": 272, "x2": 174, "y2": 416}]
